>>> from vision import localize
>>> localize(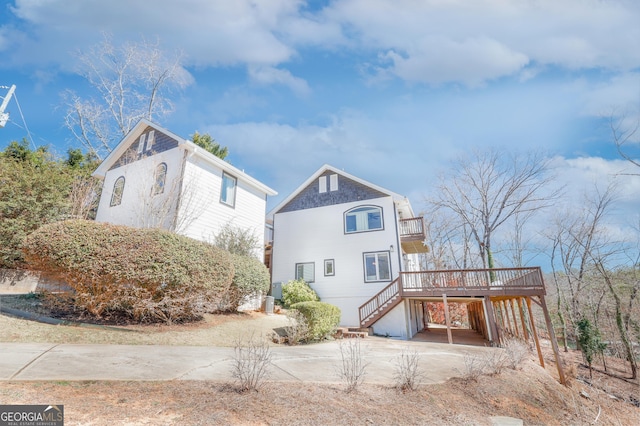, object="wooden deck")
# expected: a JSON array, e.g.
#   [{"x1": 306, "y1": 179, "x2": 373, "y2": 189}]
[
  {"x1": 357, "y1": 266, "x2": 566, "y2": 384},
  {"x1": 359, "y1": 267, "x2": 545, "y2": 329}
]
